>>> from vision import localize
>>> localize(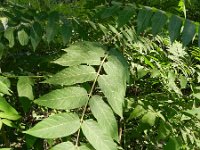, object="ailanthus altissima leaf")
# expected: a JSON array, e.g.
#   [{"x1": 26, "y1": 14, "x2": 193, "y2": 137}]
[
  {"x1": 61, "y1": 22, "x2": 72, "y2": 45},
  {"x1": 182, "y1": 20, "x2": 196, "y2": 46},
  {"x1": 4, "y1": 27, "x2": 15, "y2": 48},
  {"x1": 89, "y1": 96, "x2": 118, "y2": 141},
  {"x1": 54, "y1": 42, "x2": 106, "y2": 66},
  {"x1": 43, "y1": 65, "x2": 96, "y2": 85},
  {"x1": 46, "y1": 12, "x2": 59, "y2": 43},
  {"x1": 25, "y1": 113, "x2": 80, "y2": 138},
  {"x1": 0, "y1": 80, "x2": 11, "y2": 96},
  {"x1": 17, "y1": 29, "x2": 29, "y2": 46},
  {"x1": 17, "y1": 76, "x2": 34, "y2": 100},
  {"x1": 0, "y1": 96, "x2": 21, "y2": 120},
  {"x1": 117, "y1": 6, "x2": 135, "y2": 28},
  {"x1": 98, "y1": 49, "x2": 129, "y2": 117},
  {"x1": 34, "y1": 87, "x2": 88, "y2": 110},
  {"x1": 169, "y1": 15, "x2": 182, "y2": 43},
  {"x1": 51, "y1": 142, "x2": 76, "y2": 150},
  {"x1": 137, "y1": 8, "x2": 153, "y2": 34},
  {"x1": 30, "y1": 22, "x2": 42, "y2": 51},
  {"x1": 151, "y1": 11, "x2": 168, "y2": 36},
  {"x1": 198, "y1": 26, "x2": 200, "y2": 47},
  {"x1": 81, "y1": 120, "x2": 117, "y2": 150}
]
